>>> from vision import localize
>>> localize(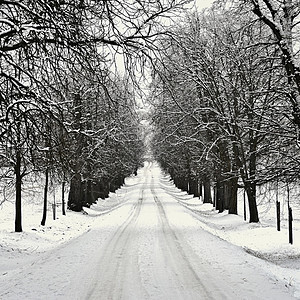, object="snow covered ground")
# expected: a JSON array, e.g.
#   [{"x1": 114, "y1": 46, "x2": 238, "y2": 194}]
[{"x1": 0, "y1": 161, "x2": 299, "y2": 299}]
